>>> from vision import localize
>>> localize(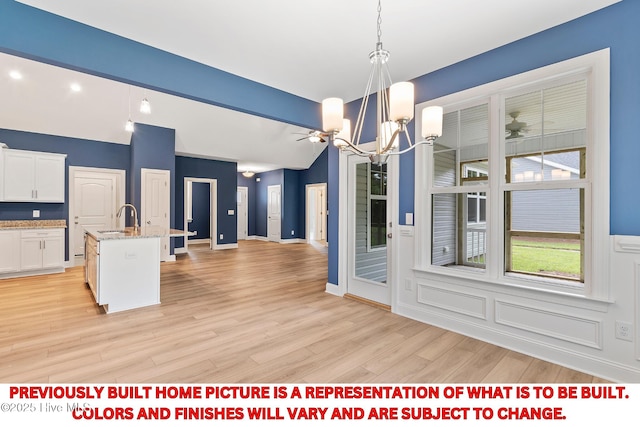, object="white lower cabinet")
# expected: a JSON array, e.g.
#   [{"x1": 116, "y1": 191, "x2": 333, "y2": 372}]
[
  {"x1": 0, "y1": 228, "x2": 65, "y2": 278},
  {"x1": 0, "y1": 230, "x2": 20, "y2": 273}
]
